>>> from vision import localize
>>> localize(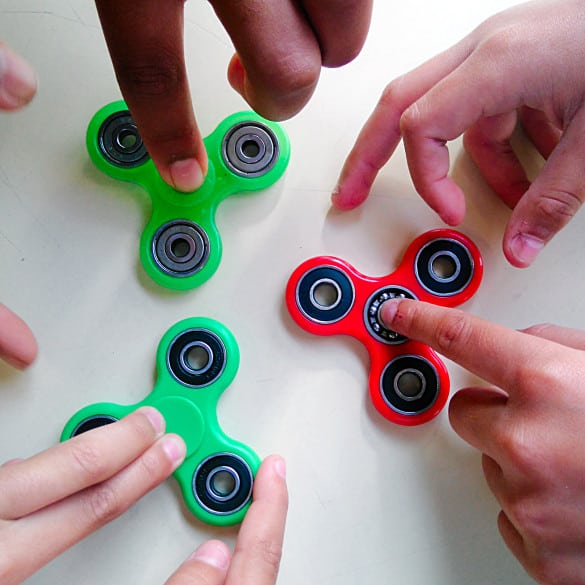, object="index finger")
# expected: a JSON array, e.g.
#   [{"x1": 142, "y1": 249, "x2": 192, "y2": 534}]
[
  {"x1": 379, "y1": 298, "x2": 563, "y2": 393},
  {"x1": 95, "y1": 0, "x2": 205, "y2": 193},
  {"x1": 332, "y1": 37, "x2": 473, "y2": 212}
]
